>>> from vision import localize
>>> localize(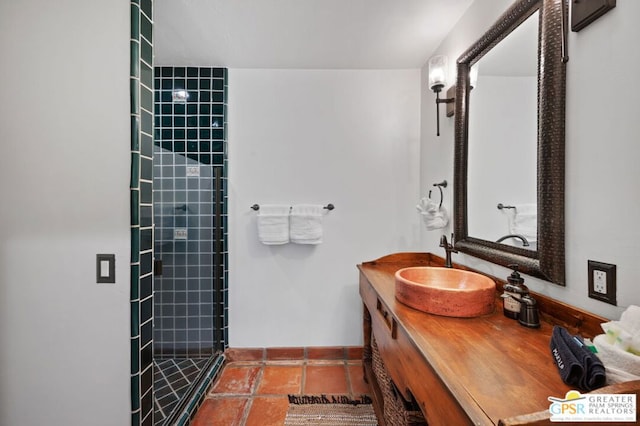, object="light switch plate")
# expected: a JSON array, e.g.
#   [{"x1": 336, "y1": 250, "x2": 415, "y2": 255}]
[
  {"x1": 97, "y1": 254, "x2": 116, "y2": 284},
  {"x1": 588, "y1": 260, "x2": 616, "y2": 305}
]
